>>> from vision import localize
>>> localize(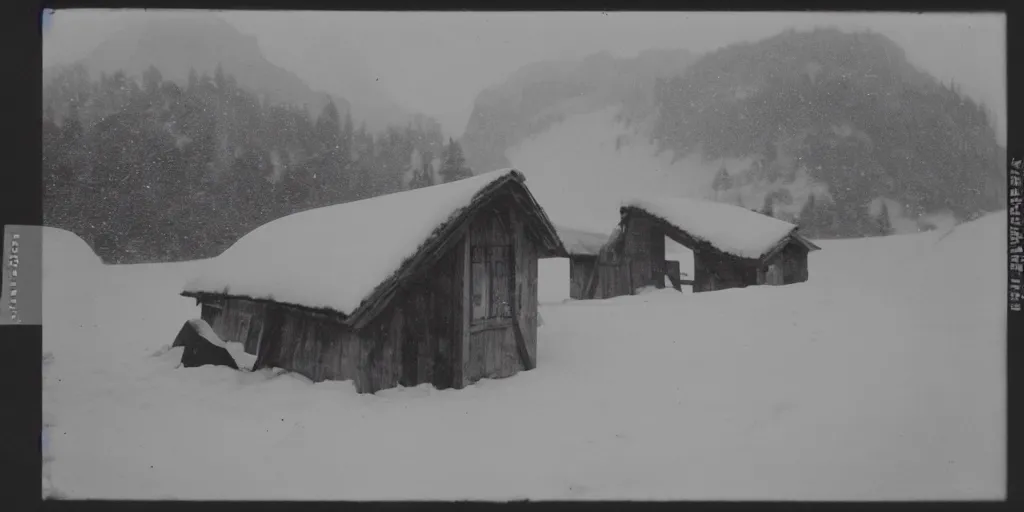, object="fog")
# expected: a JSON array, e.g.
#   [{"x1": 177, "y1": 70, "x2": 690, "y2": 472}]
[{"x1": 43, "y1": 10, "x2": 1005, "y2": 141}]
